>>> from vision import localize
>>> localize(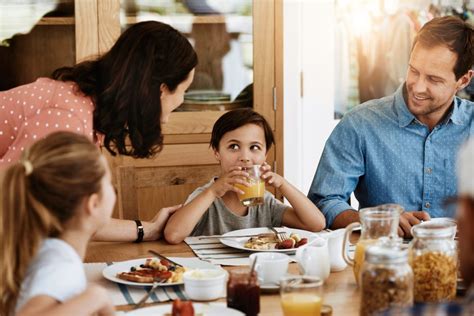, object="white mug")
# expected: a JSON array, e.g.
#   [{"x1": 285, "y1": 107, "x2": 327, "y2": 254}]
[
  {"x1": 324, "y1": 229, "x2": 348, "y2": 272},
  {"x1": 249, "y1": 252, "x2": 289, "y2": 285},
  {"x1": 295, "y1": 236, "x2": 330, "y2": 281}
]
